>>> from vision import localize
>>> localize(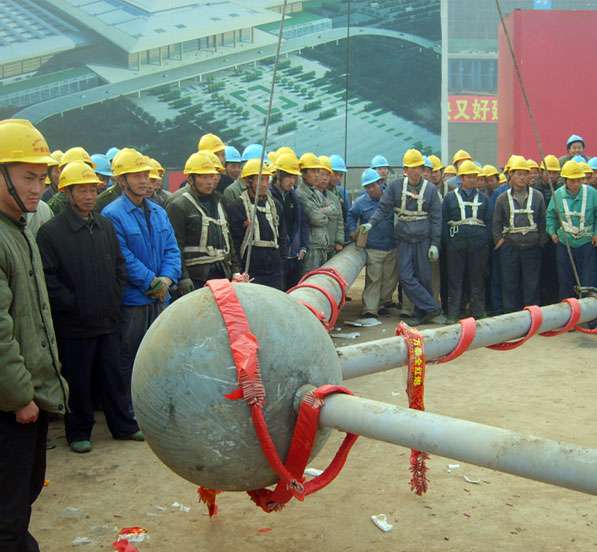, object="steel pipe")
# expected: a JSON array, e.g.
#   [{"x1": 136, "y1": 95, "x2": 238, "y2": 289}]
[
  {"x1": 317, "y1": 393, "x2": 597, "y2": 495},
  {"x1": 287, "y1": 244, "x2": 367, "y2": 322},
  {"x1": 339, "y1": 298, "x2": 597, "y2": 380}
]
